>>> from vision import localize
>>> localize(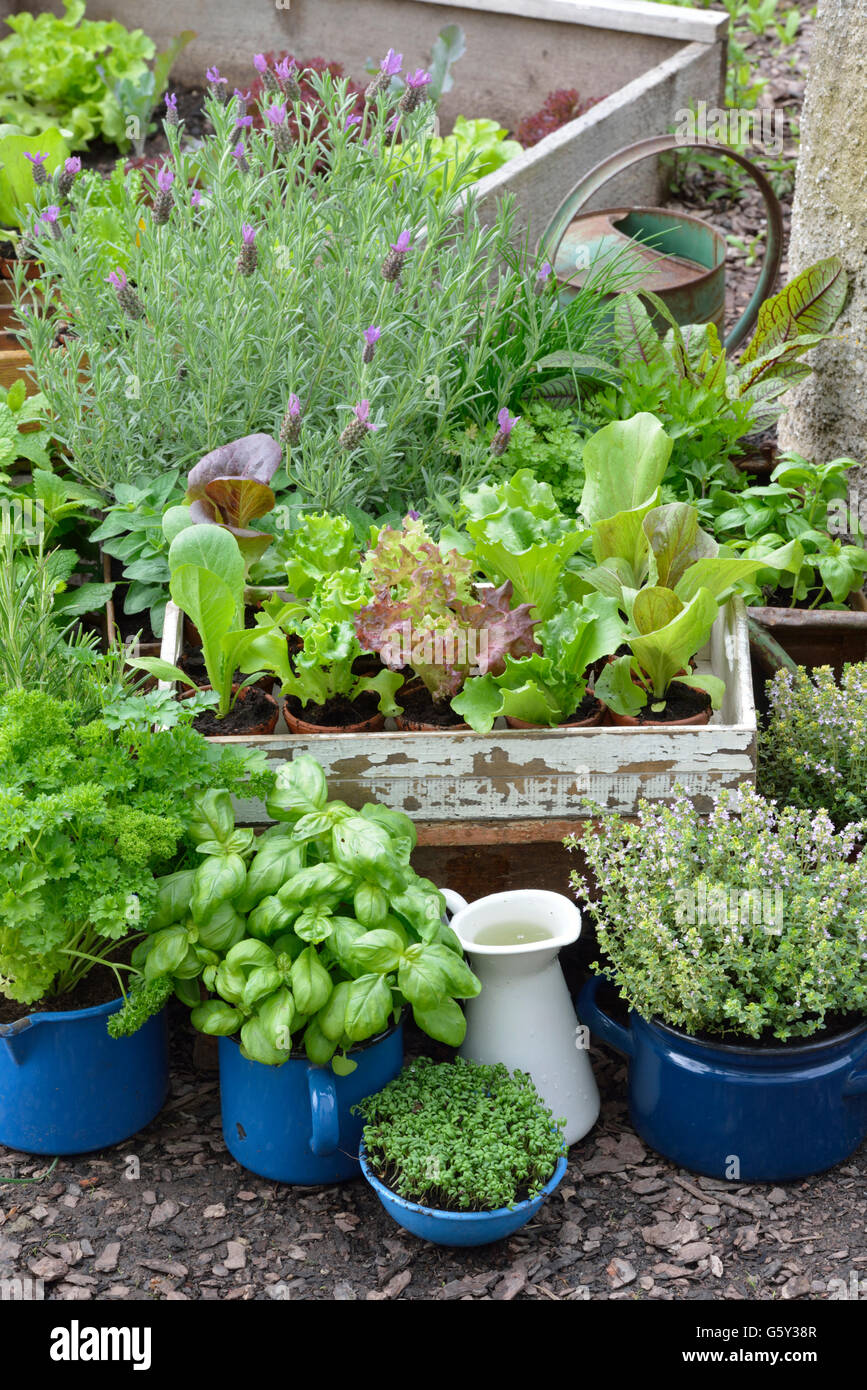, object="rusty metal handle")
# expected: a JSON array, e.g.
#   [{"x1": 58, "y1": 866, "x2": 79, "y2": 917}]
[{"x1": 538, "y1": 134, "x2": 784, "y2": 353}]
